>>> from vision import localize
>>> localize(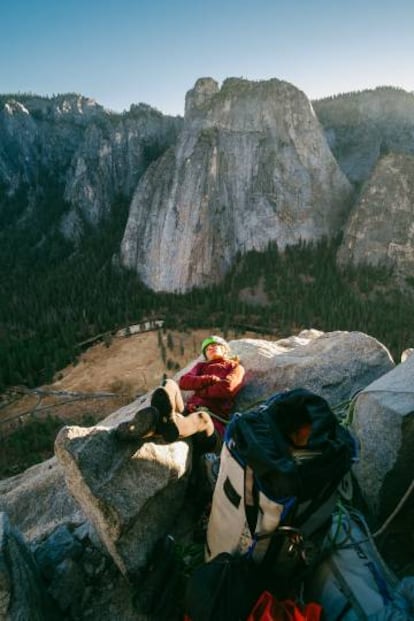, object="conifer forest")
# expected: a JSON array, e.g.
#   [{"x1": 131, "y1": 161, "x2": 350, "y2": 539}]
[{"x1": 1, "y1": 187, "x2": 413, "y2": 394}]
